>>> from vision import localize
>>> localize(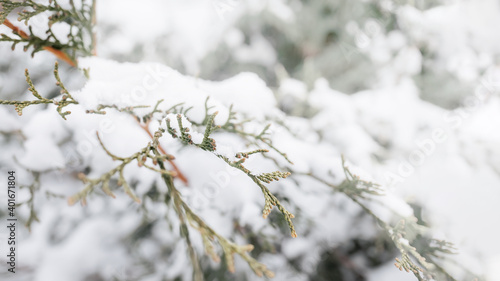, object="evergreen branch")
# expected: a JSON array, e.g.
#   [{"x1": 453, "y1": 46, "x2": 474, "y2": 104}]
[
  {"x1": 224, "y1": 104, "x2": 238, "y2": 128},
  {"x1": 153, "y1": 146, "x2": 275, "y2": 278},
  {"x1": 141, "y1": 99, "x2": 164, "y2": 123},
  {"x1": 223, "y1": 124, "x2": 294, "y2": 165},
  {"x1": 164, "y1": 102, "x2": 192, "y2": 116},
  {"x1": 218, "y1": 152, "x2": 295, "y2": 237},
  {"x1": 2, "y1": 19, "x2": 76, "y2": 66},
  {"x1": 199, "y1": 112, "x2": 219, "y2": 151},
  {"x1": 256, "y1": 171, "x2": 290, "y2": 184},
  {"x1": 139, "y1": 118, "x2": 189, "y2": 185},
  {"x1": 0, "y1": 62, "x2": 78, "y2": 119},
  {"x1": 86, "y1": 104, "x2": 151, "y2": 115},
  {"x1": 179, "y1": 97, "x2": 288, "y2": 163},
  {"x1": 426, "y1": 239, "x2": 457, "y2": 258},
  {"x1": 350, "y1": 197, "x2": 442, "y2": 281},
  {"x1": 304, "y1": 157, "x2": 459, "y2": 281},
  {"x1": 235, "y1": 148, "x2": 269, "y2": 159},
  {"x1": 150, "y1": 126, "x2": 203, "y2": 280},
  {"x1": 177, "y1": 114, "x2": 195, "y2": 145},
  {"x1": 338, "y1": 156, "x2": 384, "y2": 198},
  {"x1": 84, "y1": 100, "x2": 191, "y2": 185},
  {"x1": 67, "y1": 132, "x2": 177, "y2": 206},
  {"x1": 118, "y1": 168, "x2": 141, "y2": 204},
  {"x1": 1, "y1": 0, "x2": 96, "y2": 65},
  {"x1": 201, "y1": 96, "x2": 216, "y2": 125},
  {"x1": 165, "y1": 113, "x2": 297, "y2": 238}
]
